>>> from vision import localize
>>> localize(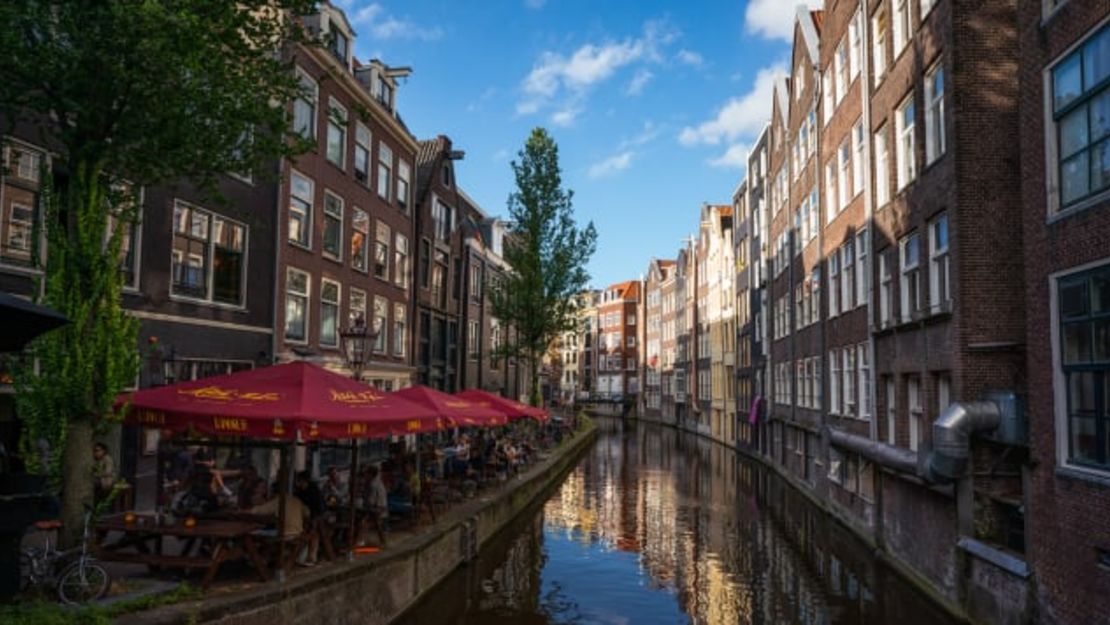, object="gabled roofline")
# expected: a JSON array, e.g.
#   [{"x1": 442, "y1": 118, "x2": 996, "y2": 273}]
[{"x1": 796, "y1": 6, "x2": 821, "y2": 67}]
